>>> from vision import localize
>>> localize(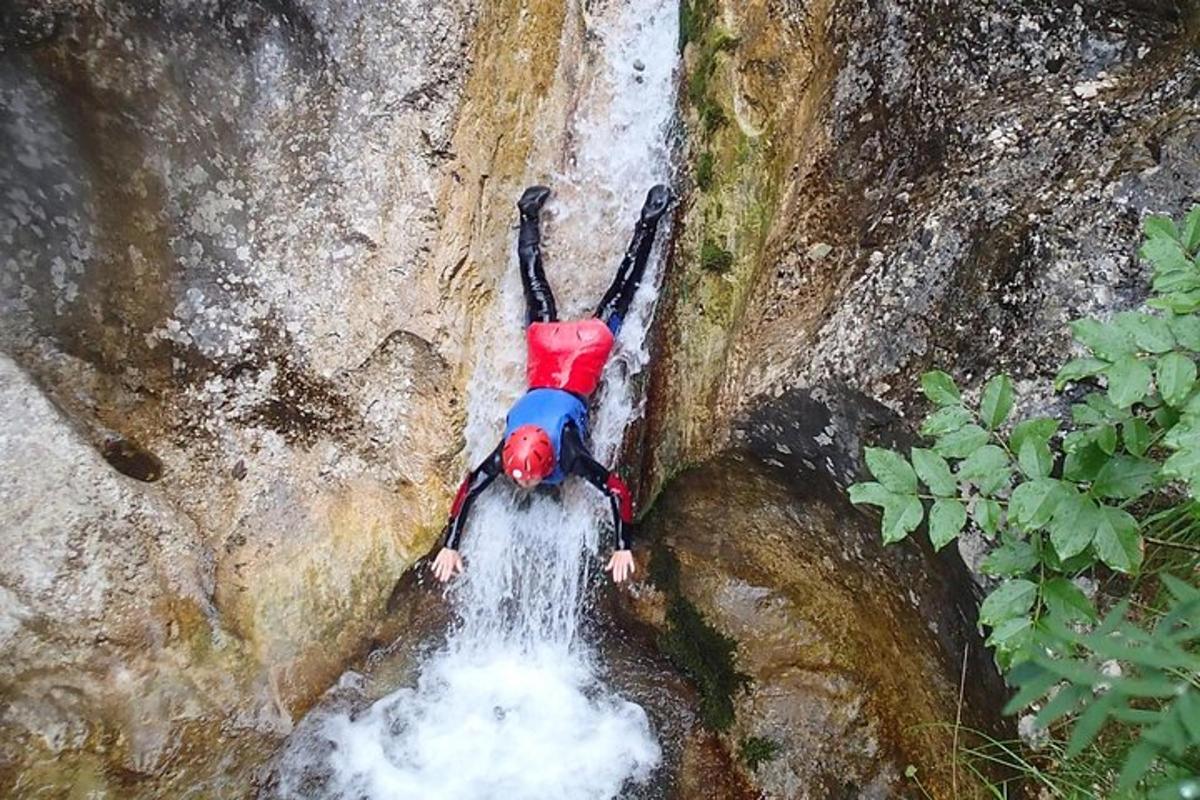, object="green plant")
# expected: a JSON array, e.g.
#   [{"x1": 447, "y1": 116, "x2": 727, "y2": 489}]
[
  {"x1": 701, "y1": 237, "x2": 734, "y2": 273},
  {"x1": 1006, "y1": 576, "x2": 1200, "y2": 795},
  {"x1": 696, "y1": 151, "x2": 715, "y2": 192},
  {"x1": 701, "y1": 103, "x2": 727, "y2": 134},
  {"x1": 678, "y1": 0, "x2": 711, "y2": 51},
  {"x1": 650, "y1": 543, "x2": 750, "y2": 730},
  {"x1": 849, "y1": 206, "x2": 1200, "y2": 792},
  {"x1": 738, "y1": 736, "x2": 782, "y2": 770}
]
